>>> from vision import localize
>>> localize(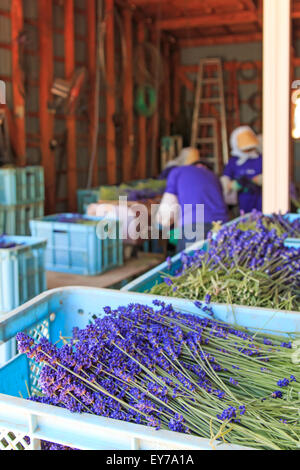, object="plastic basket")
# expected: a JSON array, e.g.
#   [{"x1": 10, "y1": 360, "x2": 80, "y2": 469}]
[
  {"x1": 0, "y1": 167, "x2": 44, "y2": 206},
  {"x1": 0, "y1": 236, "x2": 47, "y2": 314},
  {"x1": 2, "y1": 286, "x2": 300, "y2": 450},
  {"x1": 2, "y1": 201, "x2": 44, "y2": 236},
  {"x1": 30, "y1": 214, "x2": 123, "y2": 275},
  {"x1": 77, "y1": 188, "x2": 100, "y2": 214},
  {"x1": 122, "y1": 239, "x2": 209, "y2": 293}
]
